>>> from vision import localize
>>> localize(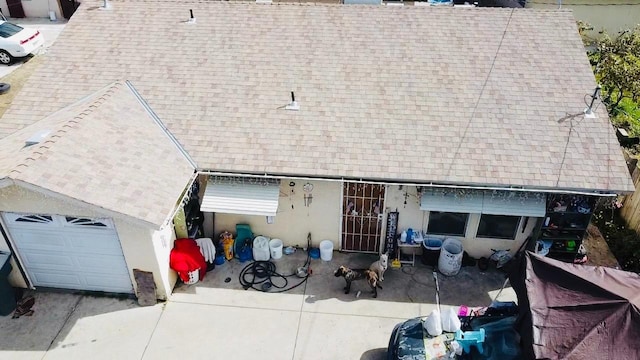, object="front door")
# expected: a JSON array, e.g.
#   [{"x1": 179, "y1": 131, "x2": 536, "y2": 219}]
[{"x1": 341, "y1": 182, "x2": 386, "y2": 253}]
